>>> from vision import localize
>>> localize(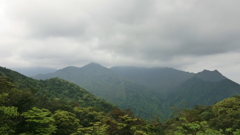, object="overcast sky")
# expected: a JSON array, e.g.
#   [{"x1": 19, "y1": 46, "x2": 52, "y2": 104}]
[{"x1": 1, "y1": 0, "x2": 240, "y2": 83}]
